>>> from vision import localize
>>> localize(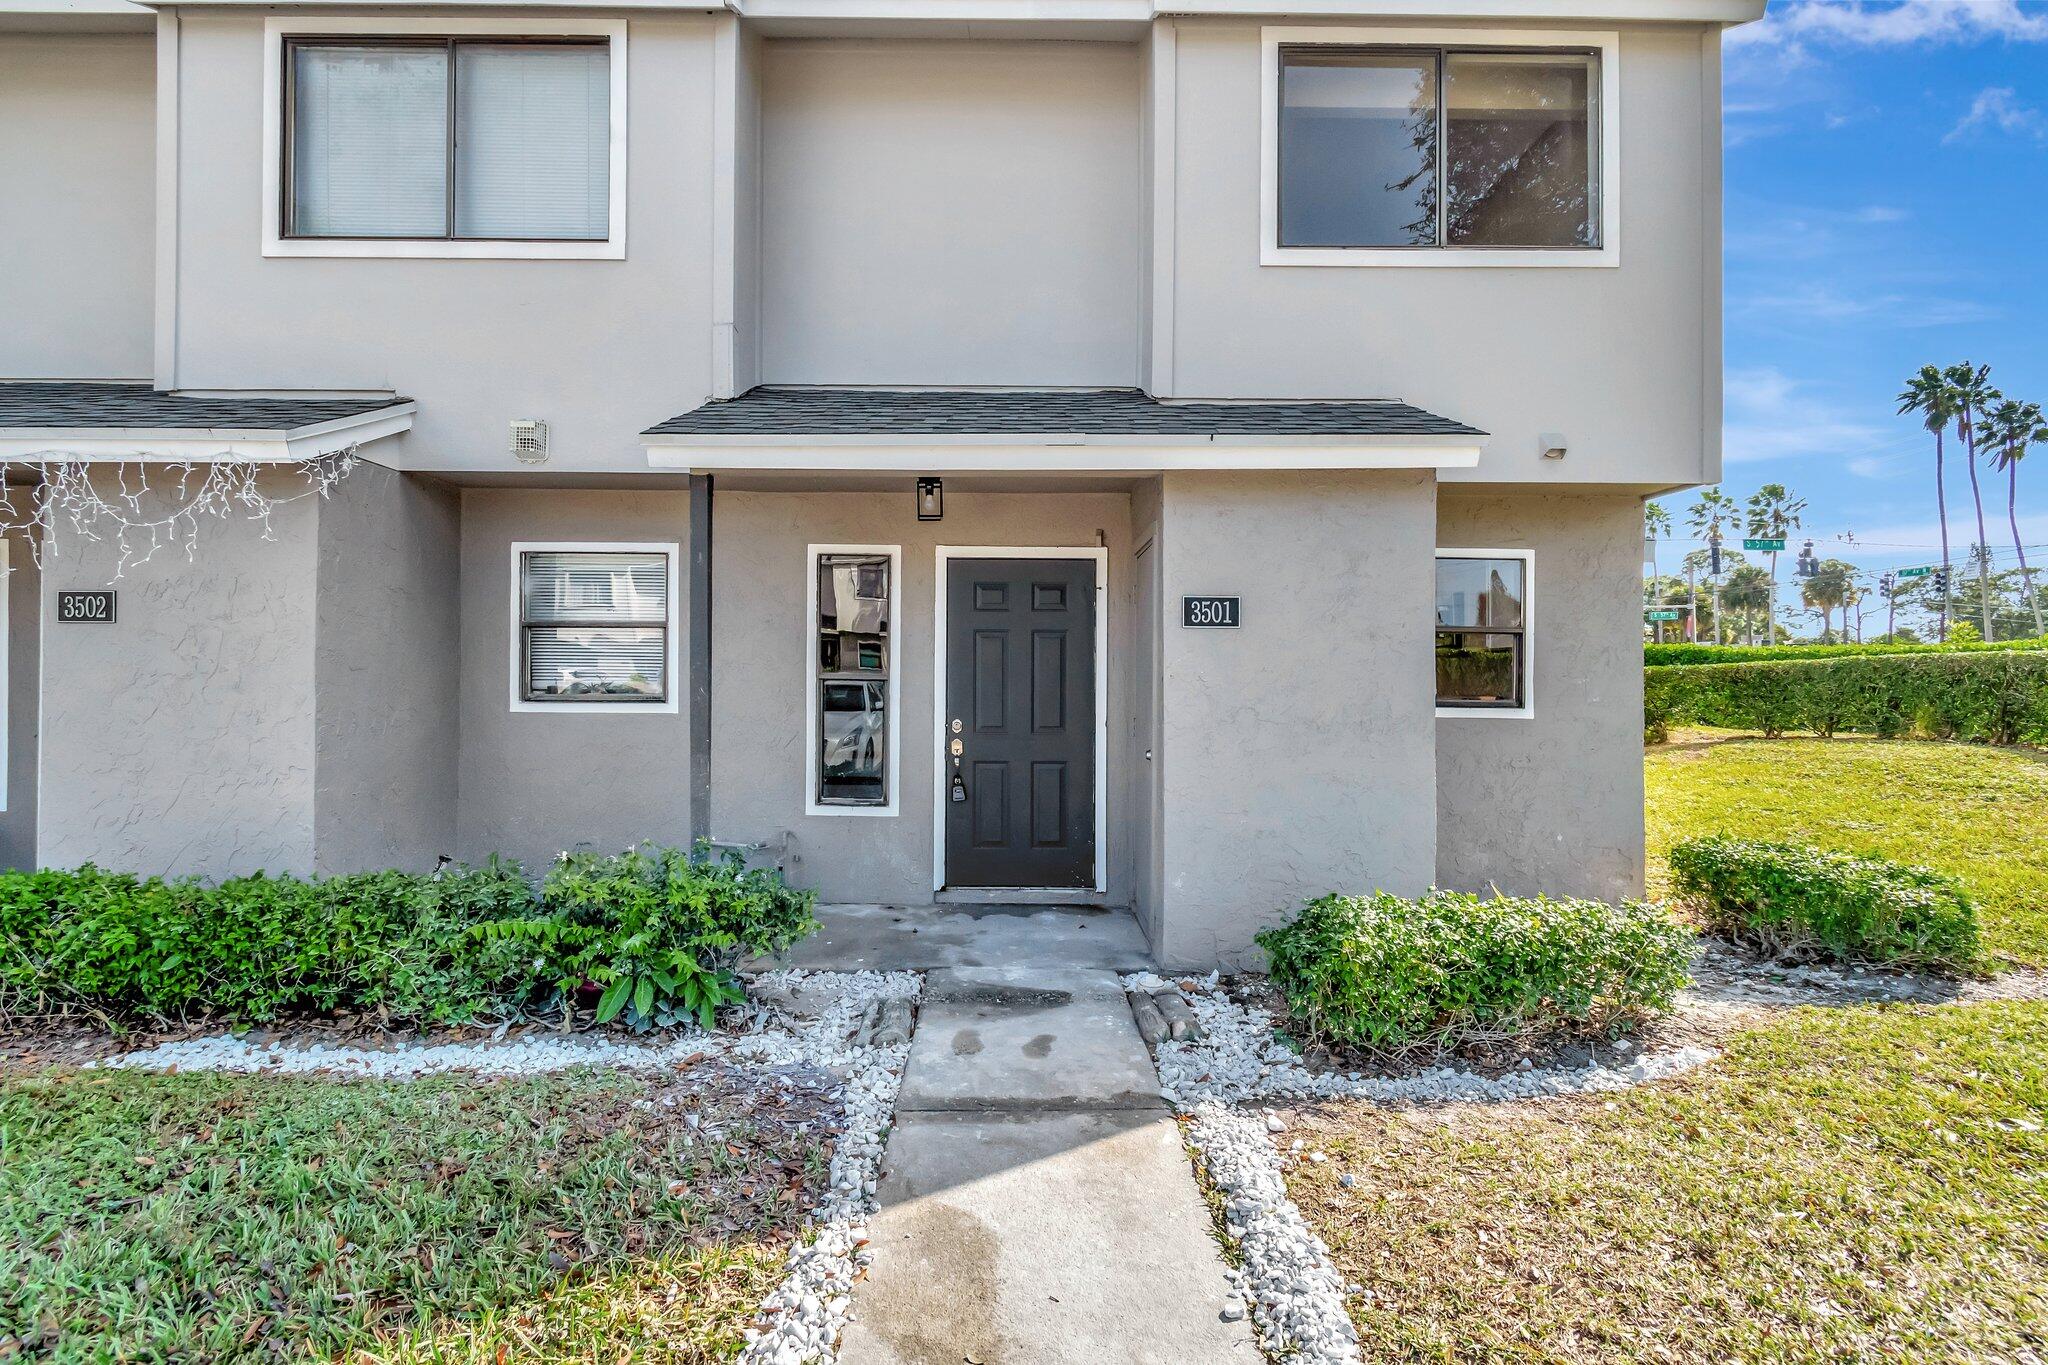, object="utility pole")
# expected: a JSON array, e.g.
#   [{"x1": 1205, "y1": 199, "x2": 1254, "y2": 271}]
[
  {"x1": 1881, "y1": 571, "x2": 1896, "y2": 642},
  {"x1": 1708, "y1": 531, "x2": 1724, "y2": 646}
]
